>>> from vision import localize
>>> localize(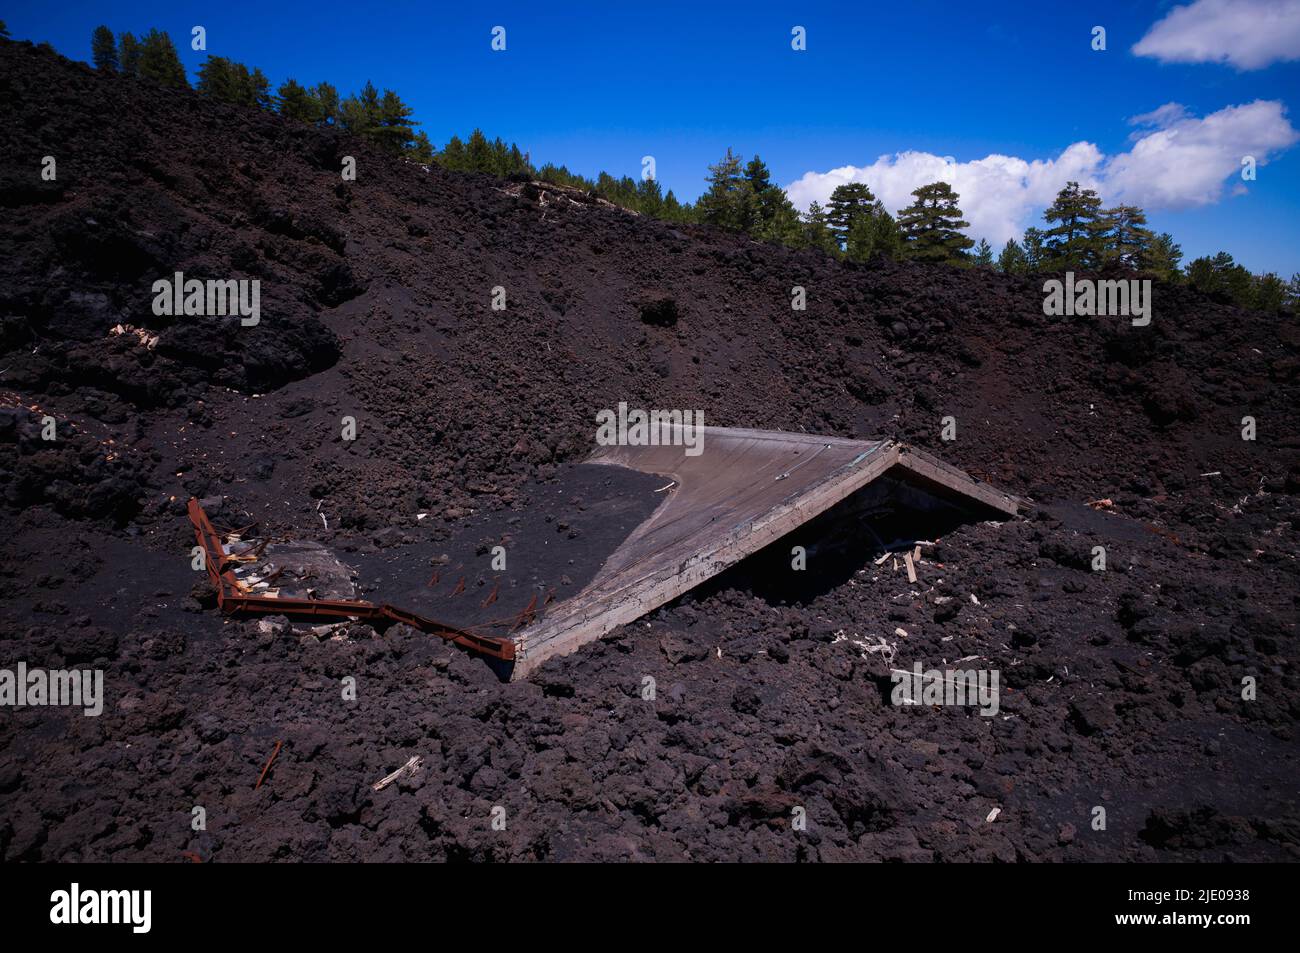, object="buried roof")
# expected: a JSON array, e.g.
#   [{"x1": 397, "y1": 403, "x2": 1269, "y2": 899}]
[{"x1": 509, "y1": 427, "x2": 1020, "y2": 678}]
